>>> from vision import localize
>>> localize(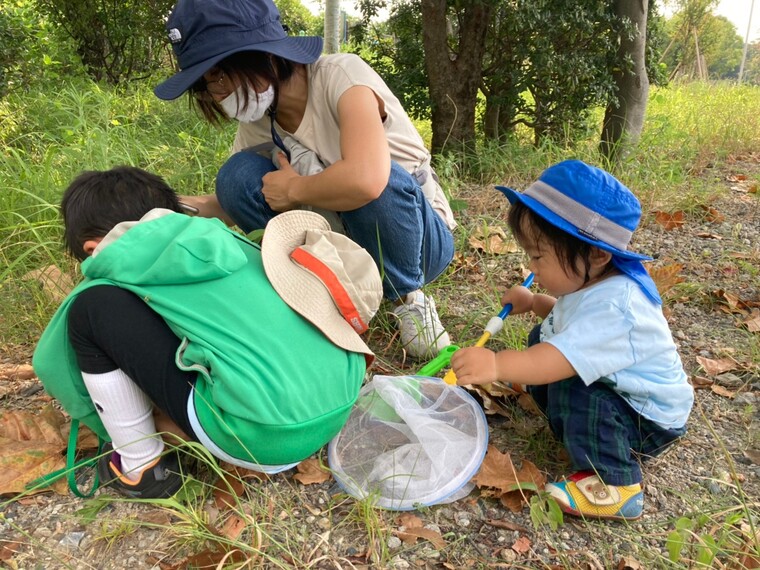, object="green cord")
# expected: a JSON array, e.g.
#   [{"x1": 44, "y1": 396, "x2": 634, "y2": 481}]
[{"x1": 25, "y1": 420, "x2": 105, "y2": 498}]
